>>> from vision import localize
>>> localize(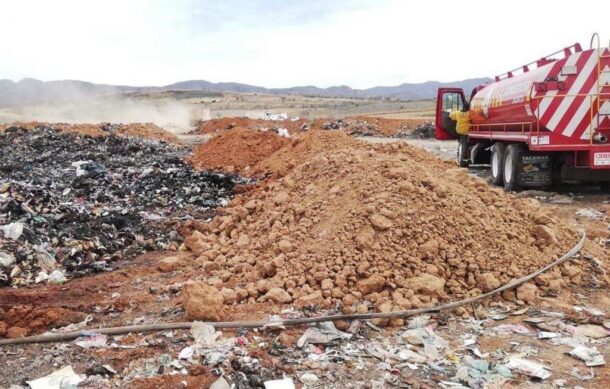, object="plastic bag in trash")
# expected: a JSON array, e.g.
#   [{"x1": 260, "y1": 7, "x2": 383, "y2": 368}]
[
  {"x1": 71, "y1": 160, "x2": 107, "y2": 178},
  {"x1": 0, "y1": 222, "x2": 24, "y2": 240}
]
